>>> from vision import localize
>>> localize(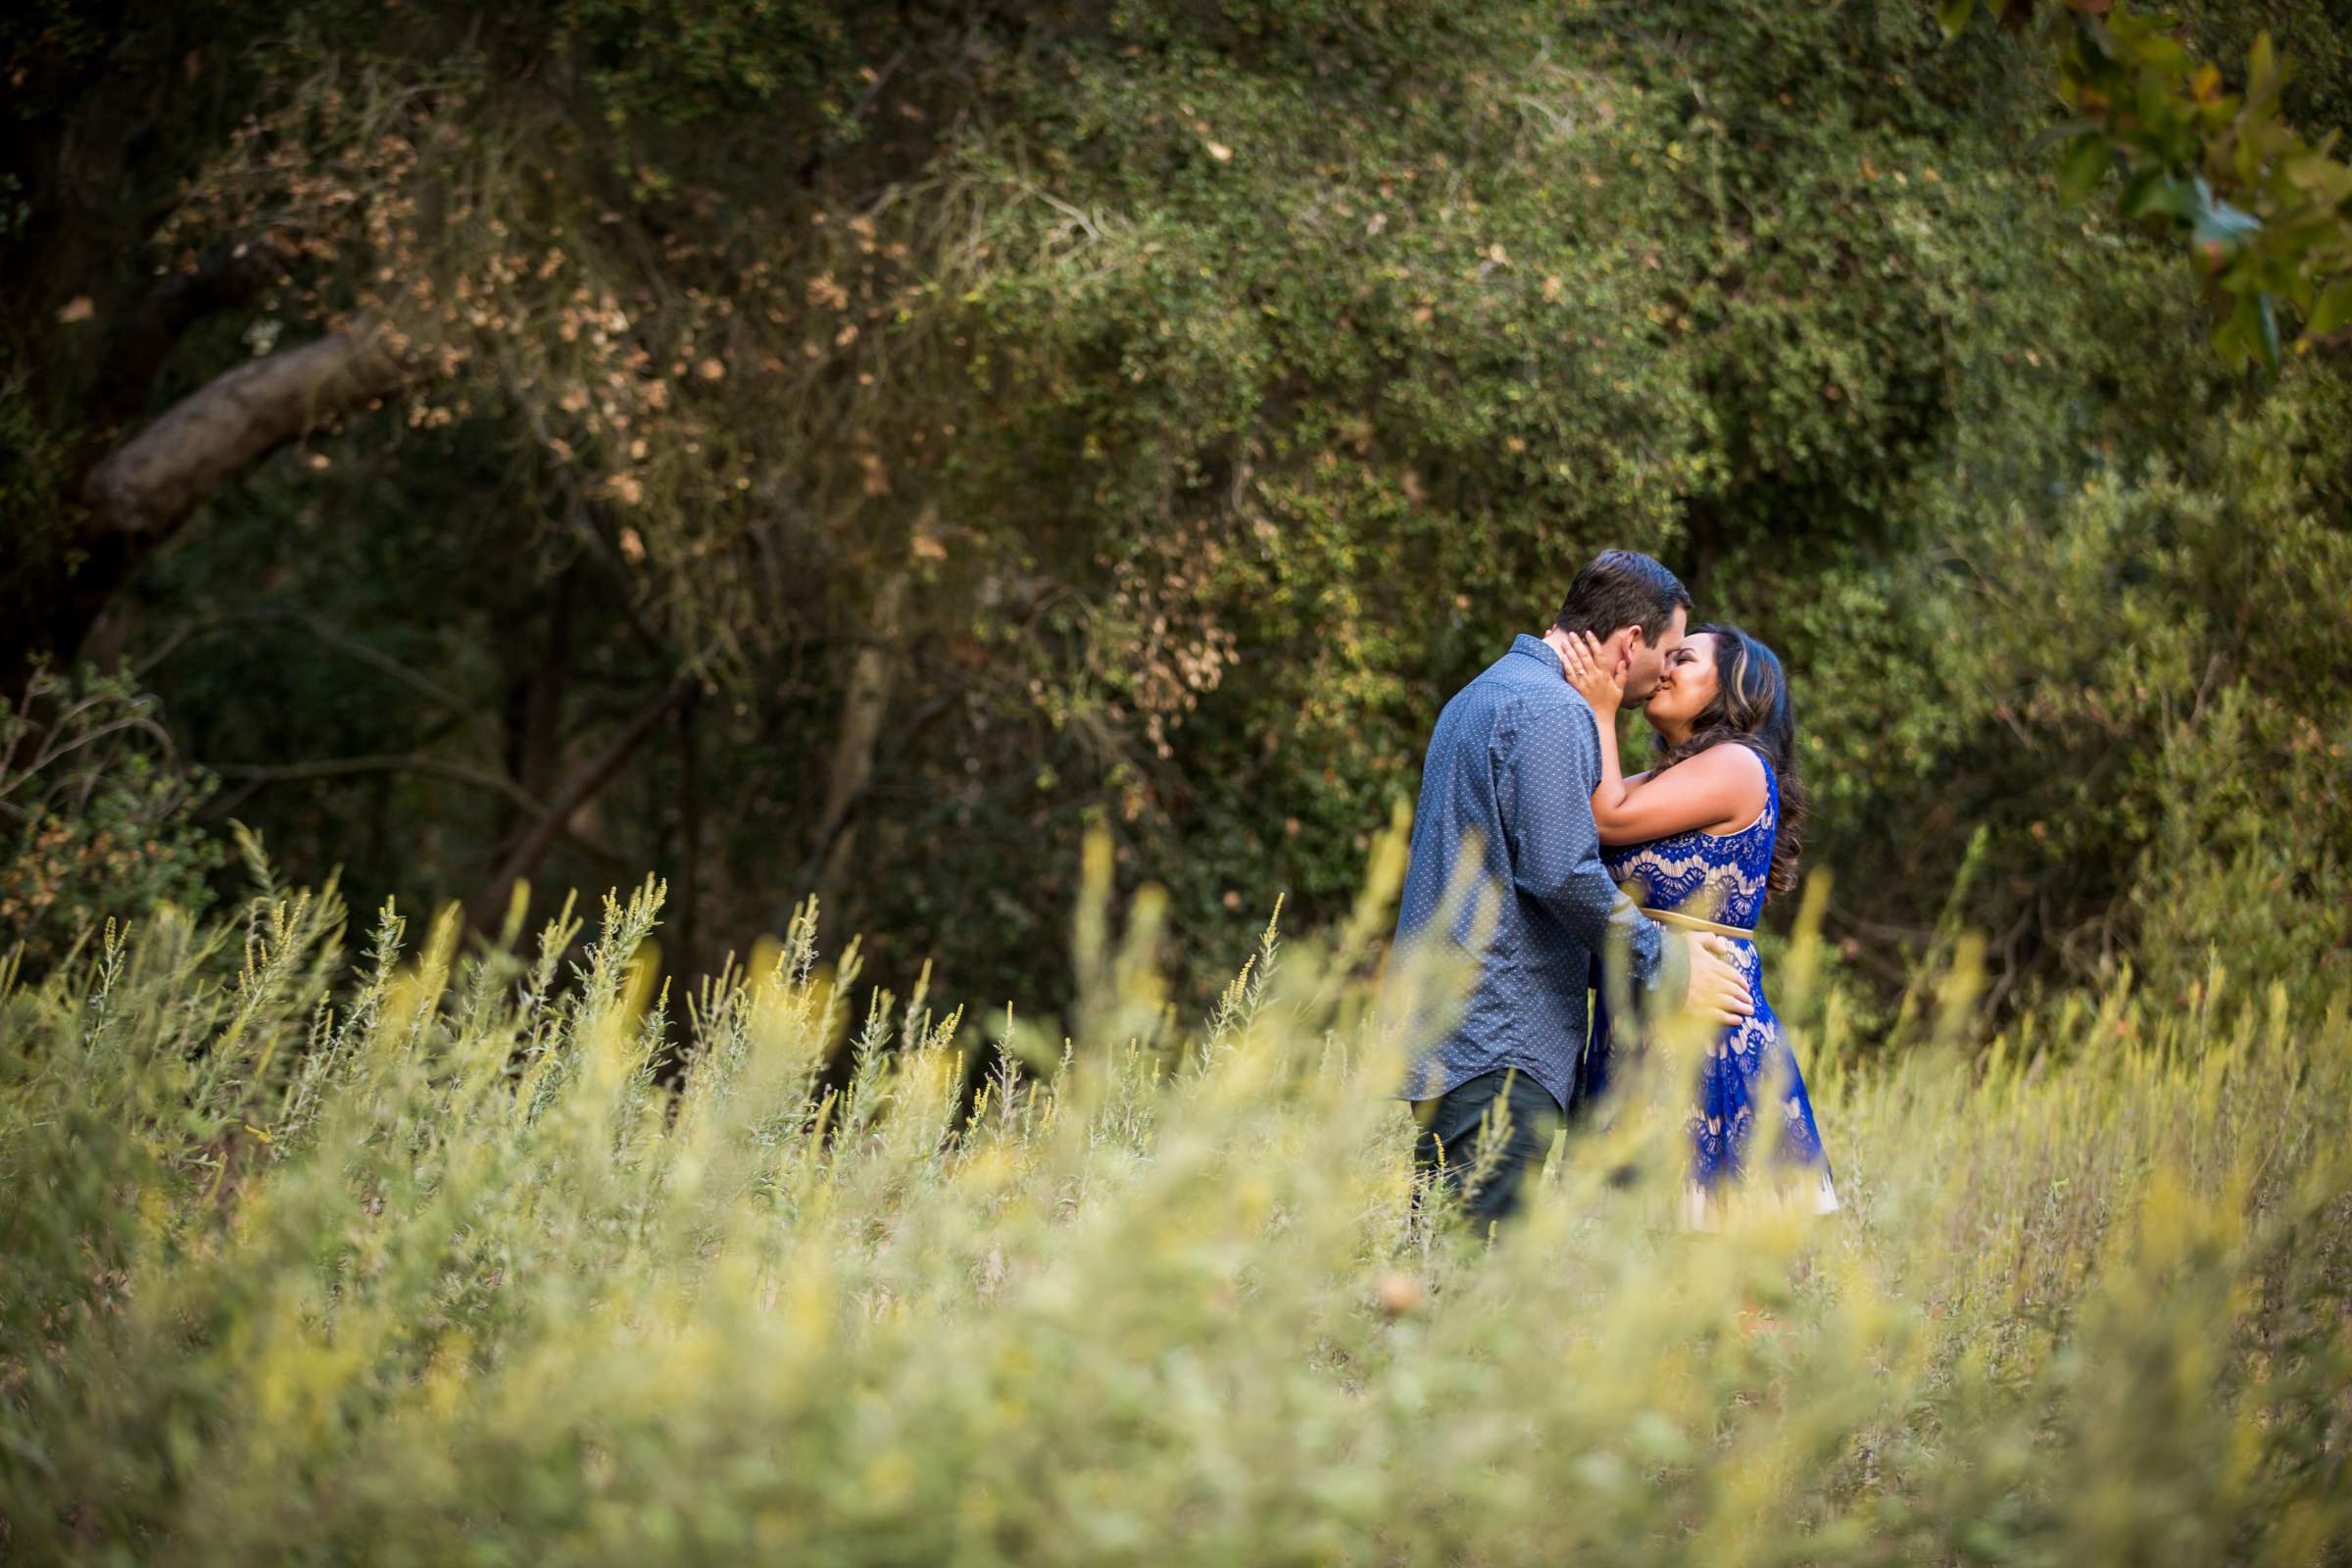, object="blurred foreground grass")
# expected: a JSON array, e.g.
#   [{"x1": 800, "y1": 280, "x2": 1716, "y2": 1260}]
[{"x1": 2, "y1": 831, "x2": 2348, "y2": 1565}]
